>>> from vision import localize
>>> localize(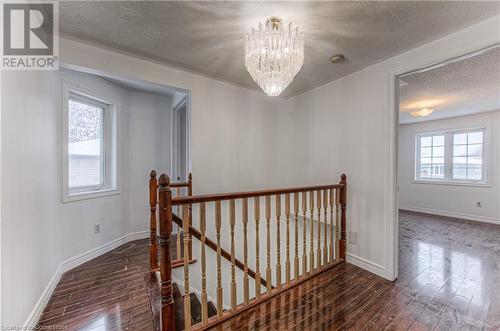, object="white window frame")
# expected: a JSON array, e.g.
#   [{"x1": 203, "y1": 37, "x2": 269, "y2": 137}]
[
  {"x1": 414, "y1": 126, "x2": 490, "y2": 187},
  {"x1": 62, "y1": 81, "x2": 120, "y2": 202},
  {"x1": 415, "y1": 133, "x2": 446, "y2": 181}
]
